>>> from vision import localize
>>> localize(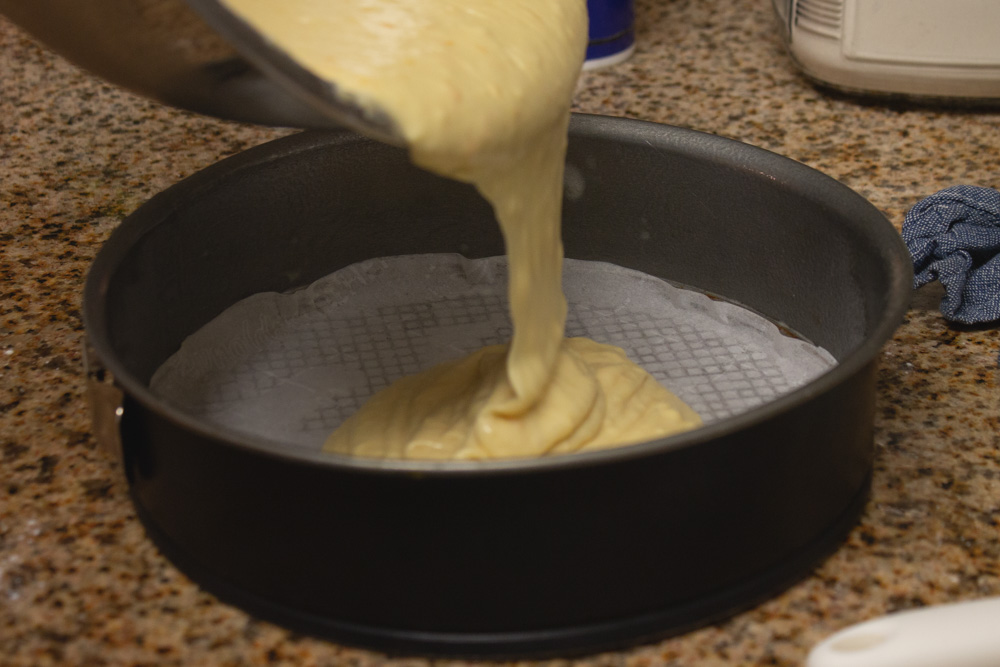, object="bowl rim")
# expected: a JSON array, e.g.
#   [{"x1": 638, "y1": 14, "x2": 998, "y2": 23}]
[{"x1": 82, "y1": 113, "x2": 913, "y2": 476}]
